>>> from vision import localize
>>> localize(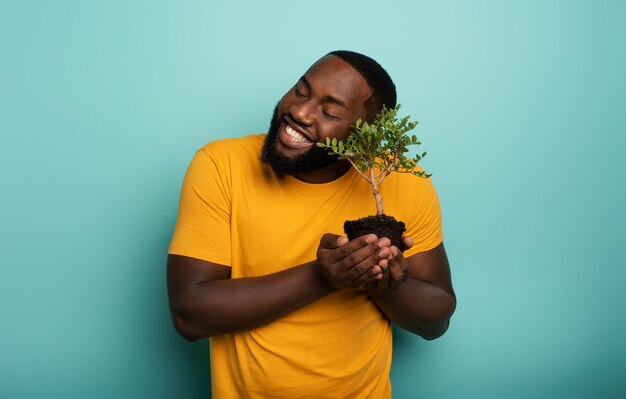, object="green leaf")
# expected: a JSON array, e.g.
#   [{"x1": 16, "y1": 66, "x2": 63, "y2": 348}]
[{"x1": 330, "y1": 102, "x2": 431, "y2": 205}]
